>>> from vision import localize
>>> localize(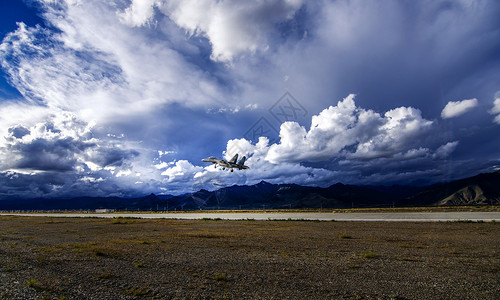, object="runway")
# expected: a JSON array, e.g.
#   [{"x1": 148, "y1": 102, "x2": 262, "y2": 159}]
[{"x1": 1, "y1": 211, "x2": 499, "y2": 221}]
